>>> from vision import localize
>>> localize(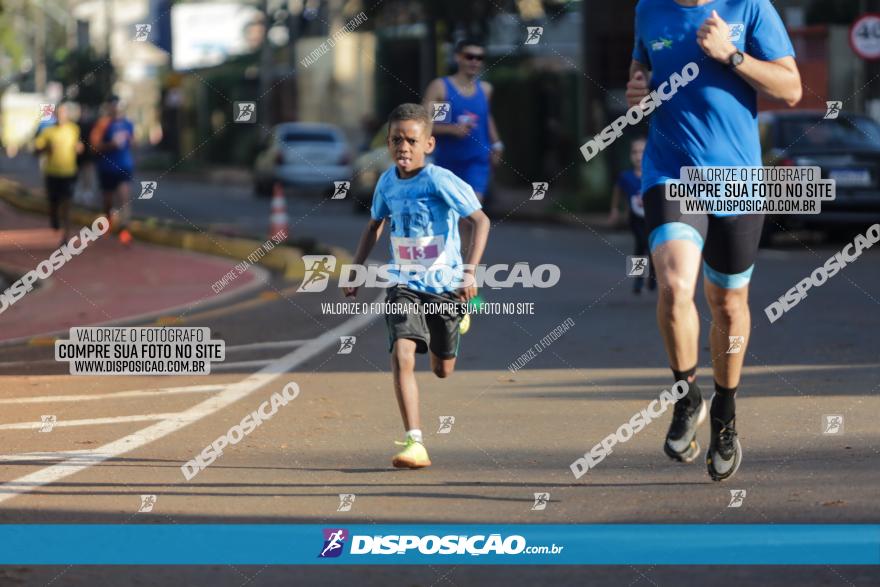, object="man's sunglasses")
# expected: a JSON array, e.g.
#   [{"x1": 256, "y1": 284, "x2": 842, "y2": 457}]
[{"x1": 462, "y1": 52, "x2": 485, "y2": 62}]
